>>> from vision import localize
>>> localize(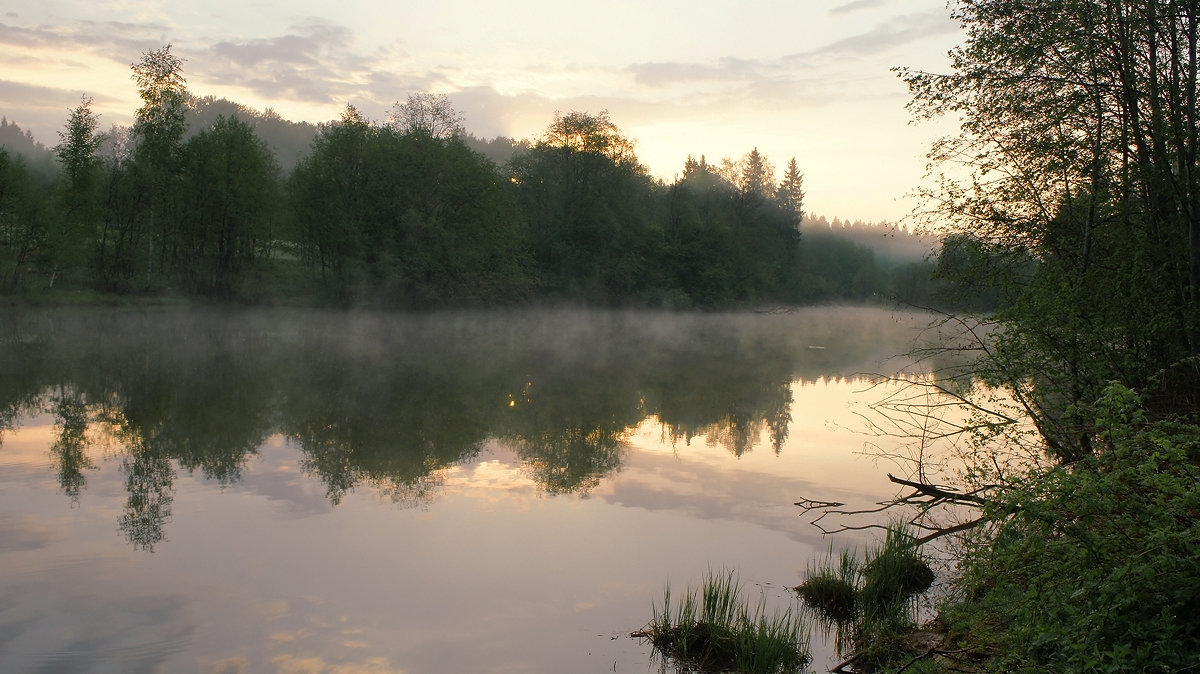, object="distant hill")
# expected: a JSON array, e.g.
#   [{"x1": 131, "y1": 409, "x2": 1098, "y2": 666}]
[
  {"x1": 0, "y1": 117, "x2": 56, "y2": 177},
  {"x1": 187, "y1": 96, "x2": 320, "y2": 173},
  {"x1": 186, "y1": 98, "x2": 535, "y2": 174}
]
